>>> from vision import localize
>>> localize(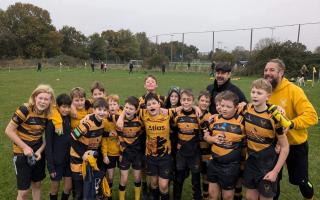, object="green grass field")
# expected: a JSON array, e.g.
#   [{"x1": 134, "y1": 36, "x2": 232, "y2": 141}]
[{"x1": 0, "y1": 68, "x2": 319, "y2": 199}]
